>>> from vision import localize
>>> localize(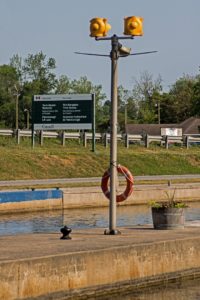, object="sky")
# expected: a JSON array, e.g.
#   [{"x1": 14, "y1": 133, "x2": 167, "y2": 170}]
[{"x1": 0, "y1": 0, "x2": 200, "y2": 98}]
